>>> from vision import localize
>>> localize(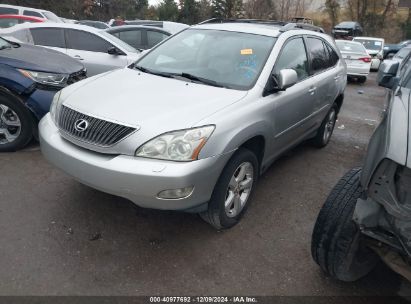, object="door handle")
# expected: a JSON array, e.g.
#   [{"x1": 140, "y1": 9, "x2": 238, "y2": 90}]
[
  {"x1": 308, "y1": 87, "x2": 317, "y2": 95},
  {"x1": 73, "y1": 55, "x2": 84, "y2": 61},
  {"x1": 334, "y1": 75, "x2": 340, "y2": 80}
]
